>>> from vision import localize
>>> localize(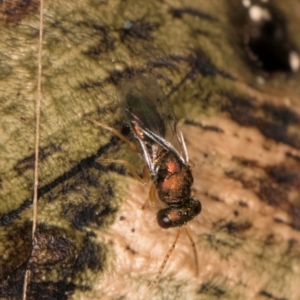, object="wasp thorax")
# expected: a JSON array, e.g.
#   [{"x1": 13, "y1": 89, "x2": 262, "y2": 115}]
[{"x1": 155, "y1": 152, "x2": 193, "y2": 206}]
